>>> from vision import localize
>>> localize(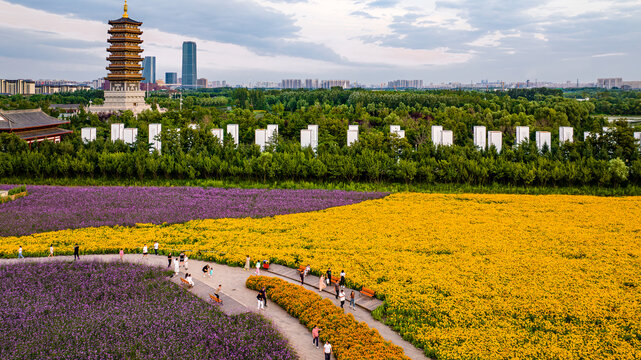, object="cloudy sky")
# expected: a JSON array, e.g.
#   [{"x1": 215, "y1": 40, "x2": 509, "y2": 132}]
[{"x1": 0, "y1": 0, "x2": 639, "y2": 84}]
